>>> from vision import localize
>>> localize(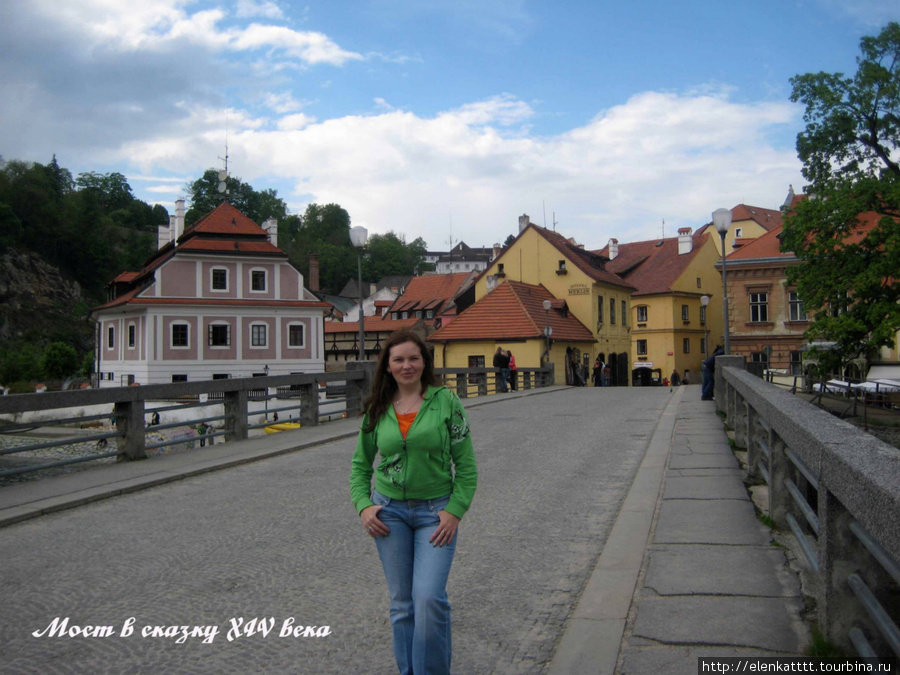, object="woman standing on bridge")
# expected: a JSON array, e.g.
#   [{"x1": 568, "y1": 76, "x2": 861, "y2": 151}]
[{"x1": 350, "y1": 330, "x2": 478, "y2": 675}]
